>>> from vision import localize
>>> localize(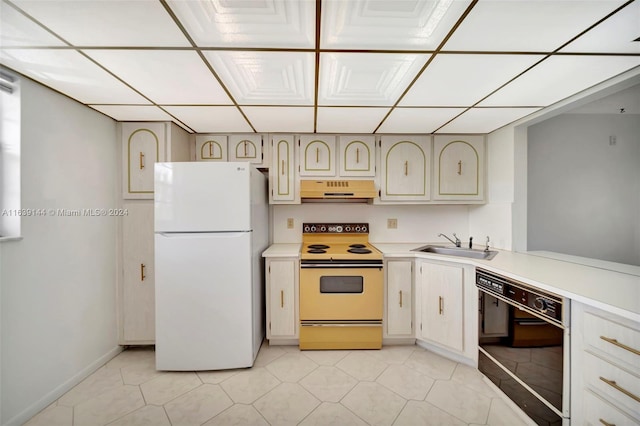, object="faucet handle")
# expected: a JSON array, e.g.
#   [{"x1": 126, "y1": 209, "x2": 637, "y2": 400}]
[
  {"x1": 453, "y1": 232, "x2": 461, "y2": 247},
  {"x1": 485, "y1": 236, "x2": 490, "y2": 251}
]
